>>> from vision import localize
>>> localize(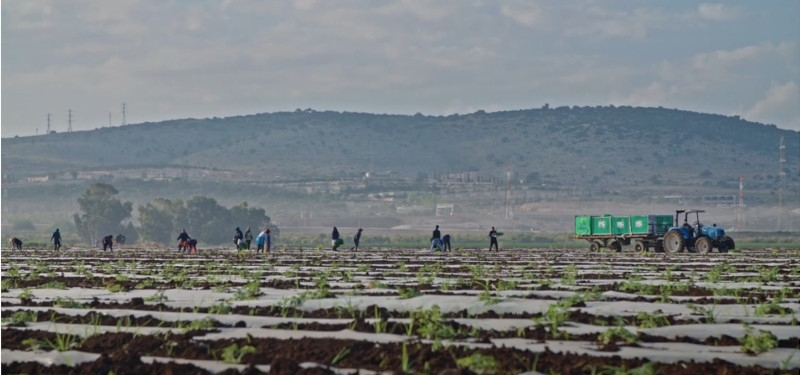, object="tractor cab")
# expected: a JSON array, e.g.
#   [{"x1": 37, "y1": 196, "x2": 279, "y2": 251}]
[{"x1": 663, "y1": 209, "x2": 732, "y2": 253}]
